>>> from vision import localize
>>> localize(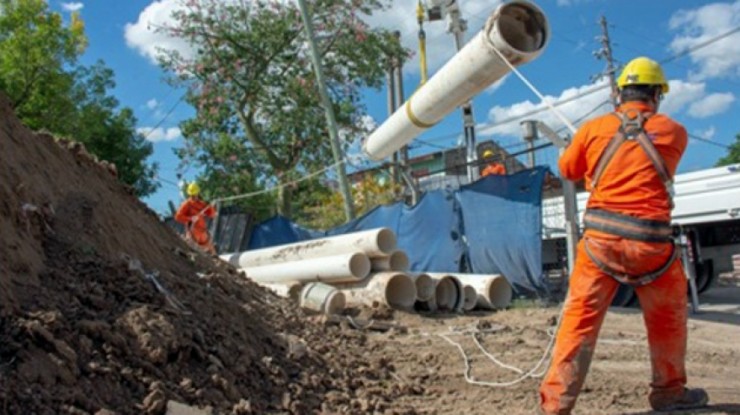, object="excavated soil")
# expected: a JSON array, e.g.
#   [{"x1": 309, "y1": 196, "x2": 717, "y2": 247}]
[
  {"x1": 0, "y1": 94, "x2": 418, "y2": 415},
  {"x1": 2, "y1": 92, "x2": 739, "y2": 415}
]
